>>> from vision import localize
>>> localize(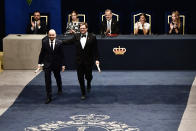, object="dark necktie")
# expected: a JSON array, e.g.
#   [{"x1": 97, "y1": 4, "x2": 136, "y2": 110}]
[
  {"x1": 34, "y1": 21, "x2": 38, "y2": 34},
  {"x1": 51, "y1": 41, "x2": 53, "y2": 50}
]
